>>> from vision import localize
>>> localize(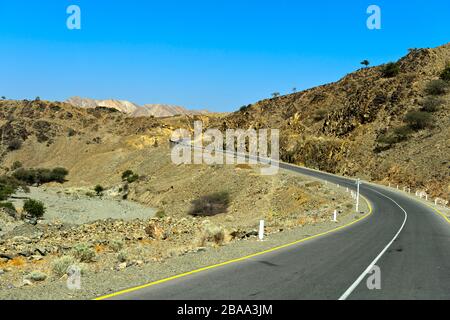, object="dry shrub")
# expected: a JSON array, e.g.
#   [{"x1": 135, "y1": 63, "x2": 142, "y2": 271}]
[
  {"x1": 145, "y1": 221, "x2": 165, "y2": 240},
  {"x1": 9, "y1": 257, "x2": 26, "y2": 267},
  {"x1": 235, "y1": 164, "x2": 252, "y2": 170},
  {"x1": 189, "y1": 192, "x2": 230, "y2": 217},
  {"x1": 197, "y1": 223, "x2": 226, "y2": 246}
]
